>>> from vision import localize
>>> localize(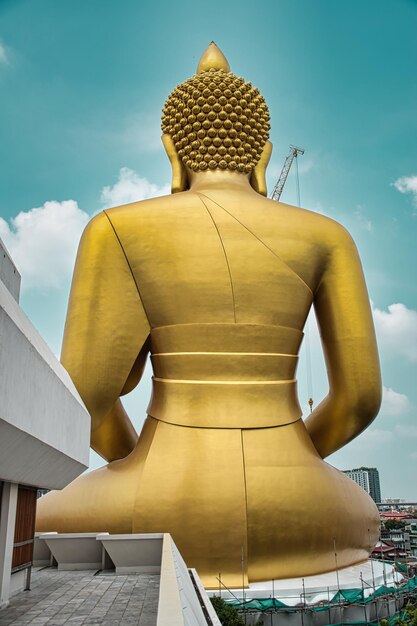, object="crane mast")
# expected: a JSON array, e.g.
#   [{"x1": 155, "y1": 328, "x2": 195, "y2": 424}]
[{"x1": 270, "y1": 144, "x2": 305, "y2": 201}]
